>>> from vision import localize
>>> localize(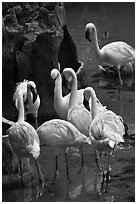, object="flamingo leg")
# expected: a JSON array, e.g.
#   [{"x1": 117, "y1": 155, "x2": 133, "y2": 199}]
[
  {"x1": 117, "y1": 67, "x2": 123, "y2": 86},
  {"x1": 106, "y1": 154, "x2": 111, "y2": 181},
  {"x1": 64, "y1": 152, "x2": 71, "y2": 183},
  {"x1": 99, "y1": 154, "x2": 106, "y2": 192},
  {"x1": 35, "y1": 117, "x2": 38, "y2": 129},
  {"x1": 34, "y1": 159, "x2": 44, "y2": 183},
  {"x1": 104, "y1": 153, "x2": 111, "y2": 193},
  {"x1": 78, "y1": 145, "x2": 84, "y2": 173},
  {"x1": 52, "y1": 155, "x2": 58, "y2": 184},
  {"x1": 19, "y1": 160, "x2": 23, "y2": 186},
  {"x1": 95, "y1": 150, "x2": 101, "y2": 171}
]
